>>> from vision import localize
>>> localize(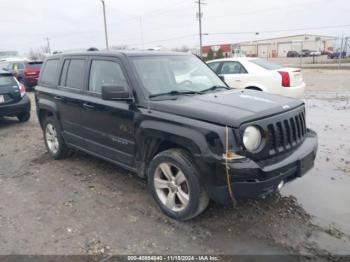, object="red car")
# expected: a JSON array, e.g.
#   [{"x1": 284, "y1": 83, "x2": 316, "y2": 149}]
[{"x1": 0, "y1": 60, "x2": 43, "y2": 90}]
